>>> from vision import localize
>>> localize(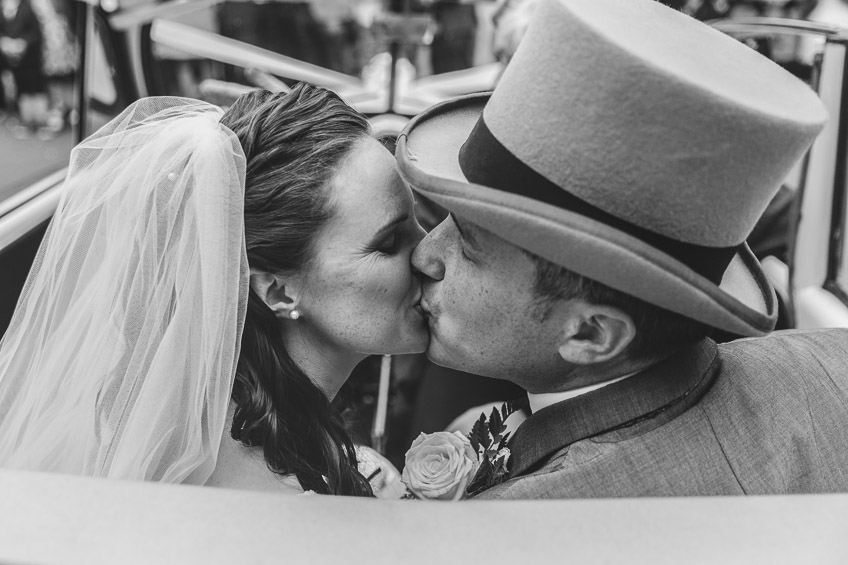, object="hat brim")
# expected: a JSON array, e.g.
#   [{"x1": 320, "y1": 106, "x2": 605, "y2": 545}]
[{"x1": 397, "y1": 94, "x2": 777, "y2": 336}]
